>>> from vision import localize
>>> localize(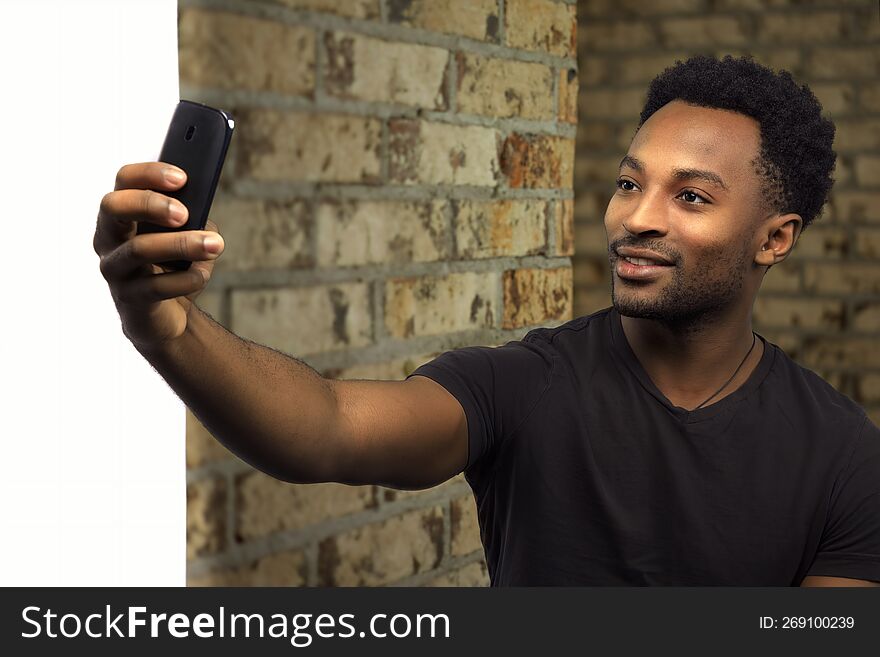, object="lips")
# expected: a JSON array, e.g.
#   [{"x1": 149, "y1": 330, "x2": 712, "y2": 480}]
[
  {"x1": 615, "y1": 248, "x2": 672, "y2": 265},
  {"x1": 615, "y1": 251, "x2": 674, "y2": 281}
]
